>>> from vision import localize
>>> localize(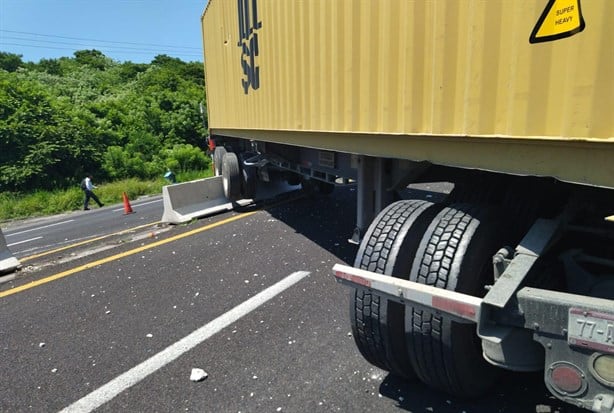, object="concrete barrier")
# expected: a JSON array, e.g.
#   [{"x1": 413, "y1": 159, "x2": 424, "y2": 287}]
[
  {"x1": 0, "y1": 228, "x2": 20, "y2": 278},
  {"x1": 161, "y1": 176, "x2": 251, "y2": 224},
  {"x1": 161, "y1": 175, "x2": 301, "y2": 224}
]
